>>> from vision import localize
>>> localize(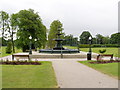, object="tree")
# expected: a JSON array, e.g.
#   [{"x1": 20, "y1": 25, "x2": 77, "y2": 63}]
[
  {"x1": 102, "y1": 36, "x2": 110, "y2": 44},
  {"x1": 79, "y1": 31, "x2": 92, "y2": 44},
  {"x1": 92, "y1": 37, "x2": 97, "y2": 44},
  {"x1": 63, "y1": 34, "x2": 78, "y2": 46},
  {"x1": 0, "y1": 11, "x2": 9, "y2": 46},
  {"x1": 6, "y1": 41, "x2": 12, "y2": 54},
  {"x1": 10, "y1": 14, "x2": 18, "y2": 53},
  {"x1": 110, "y1": 33, "x2": 120, "y2": 44},
  {"x1": 15, "y1": 9, "x2": 47, "y2": 52},
  {"x1": 48, "y1": 20, "x2": 63, "y2": 48},
  {"x1": 96, "y1": 34, "x2": 104, "y2": 44}
]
